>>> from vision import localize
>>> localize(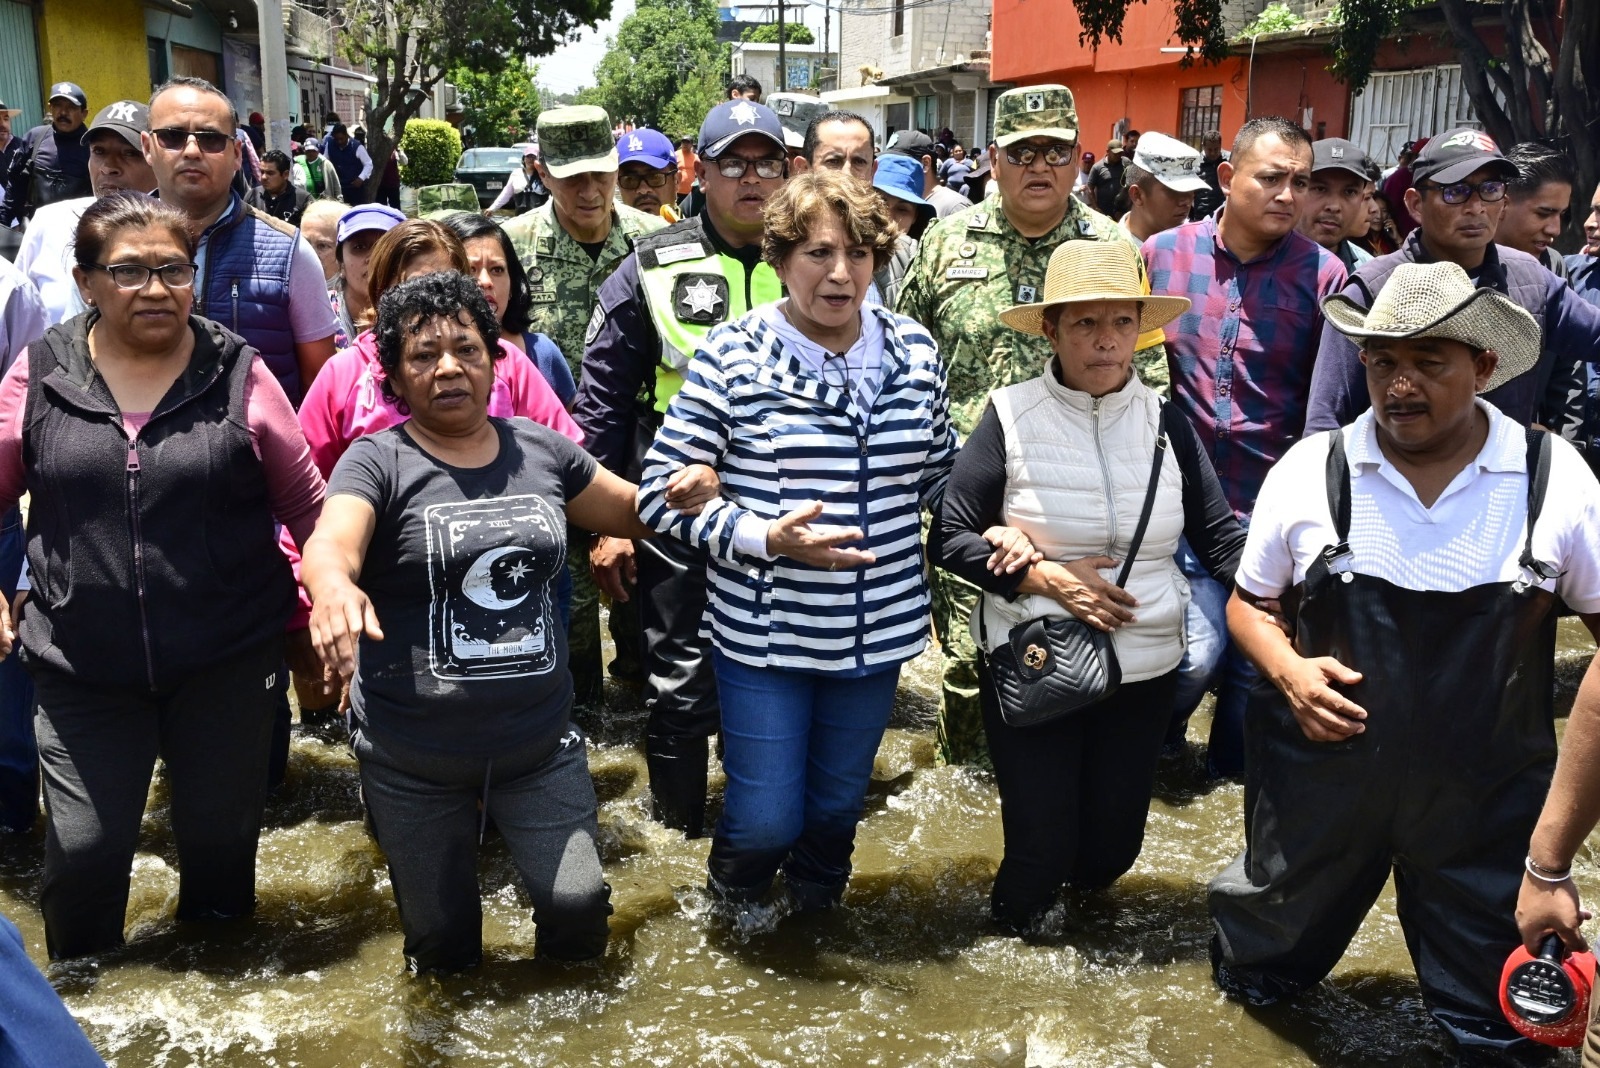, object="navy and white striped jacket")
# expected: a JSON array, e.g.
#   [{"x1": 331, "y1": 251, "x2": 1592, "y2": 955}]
[{"x1": 637, "y1": 303, "x2": 959, "y2": 674}]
